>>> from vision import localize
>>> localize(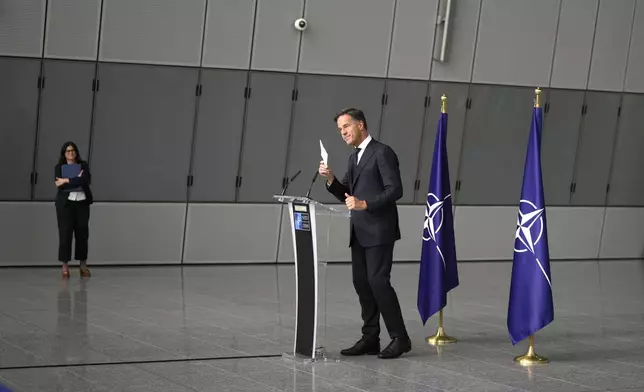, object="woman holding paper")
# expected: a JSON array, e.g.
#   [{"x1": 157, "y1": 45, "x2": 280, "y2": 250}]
[{"x1": 54, "y1": 141, "x2": 93, "y2": 278}]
